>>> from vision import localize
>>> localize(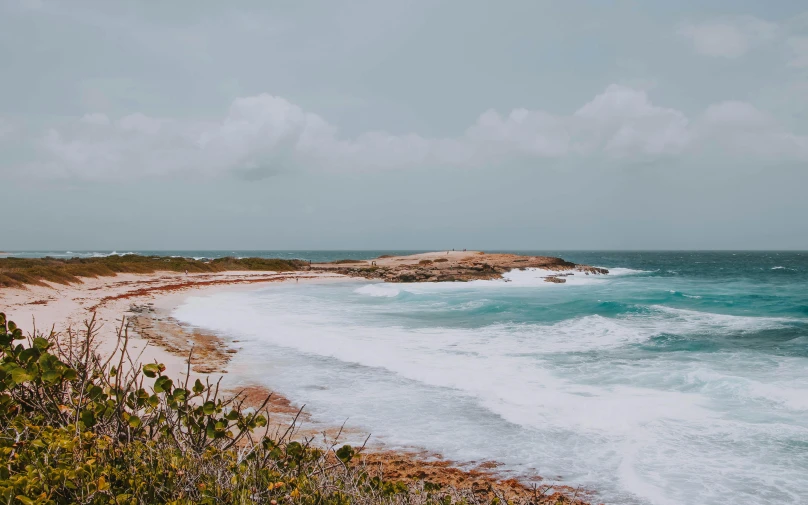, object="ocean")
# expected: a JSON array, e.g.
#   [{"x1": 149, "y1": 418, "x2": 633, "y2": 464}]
[{"x1": 9, "y1": 251, "x2": 808, "y2": 504}]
